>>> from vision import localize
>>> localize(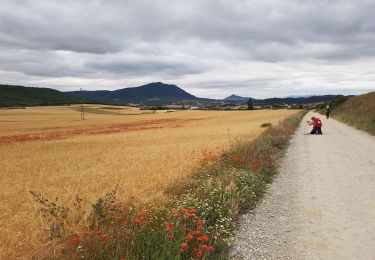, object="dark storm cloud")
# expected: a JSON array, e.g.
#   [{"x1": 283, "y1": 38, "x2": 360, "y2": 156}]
[{"x1": 0, "y1": 0, "x2": 374, "y2": 97}]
